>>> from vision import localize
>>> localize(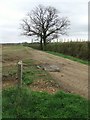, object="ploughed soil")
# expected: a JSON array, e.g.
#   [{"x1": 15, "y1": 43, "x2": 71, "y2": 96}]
[{"x1": 2, "y1": 45, "x2": 88, "y2": 98}]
